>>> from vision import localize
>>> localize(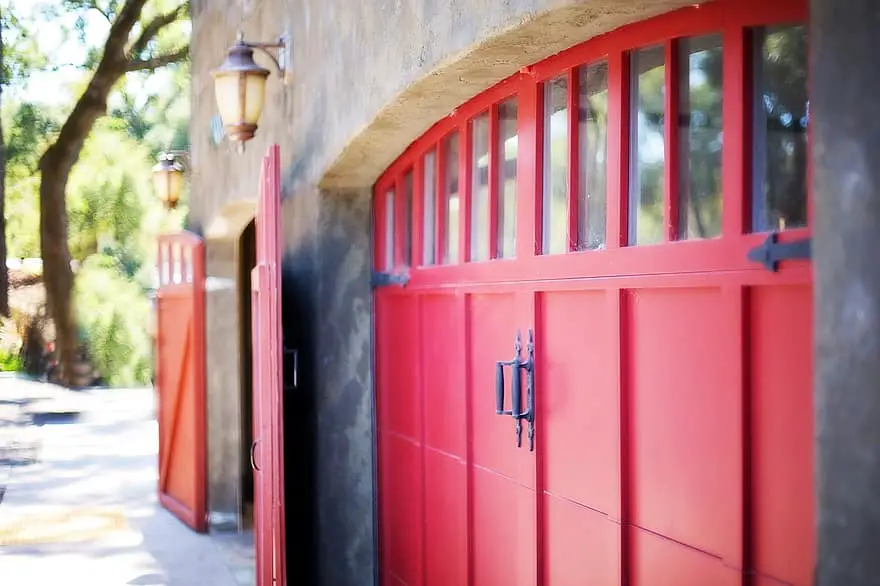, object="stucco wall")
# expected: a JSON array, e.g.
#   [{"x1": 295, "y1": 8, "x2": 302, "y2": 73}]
[{"x1": 189, "y1": 0, "x2": 692, "y2": 584}]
